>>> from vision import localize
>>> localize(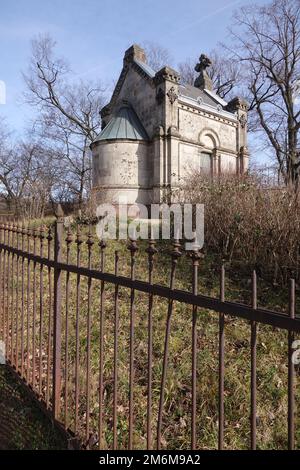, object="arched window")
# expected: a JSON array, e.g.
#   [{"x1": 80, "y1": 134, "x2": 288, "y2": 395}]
[{"x1": 200, "y1": 152, "x2": 212, "y2": 175}]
